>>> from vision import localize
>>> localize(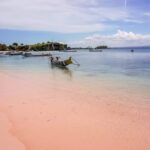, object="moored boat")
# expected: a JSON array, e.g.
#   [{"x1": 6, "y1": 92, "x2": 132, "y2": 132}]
[
  {"x1": 5, "y1": 51, "x2": 23, "y2": 55},
  {"x1": 50, "y1": 56, "x2": 73, "y2": 67},
  {"x1": 23, "y1": 52, "x2": 52, "y2": 57},
  {"x1": 0, "y1": 52, "x2": 5, "y2": 56},
  {"x1": 9, "y1": 52, "x2": 23, "y2": 55},
  {"x1": 59, "y1": 50, "x2": 77, "y2": 52},
  {"x1": 89, "y1": 49, "x2": 103, "y2": 52}
]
